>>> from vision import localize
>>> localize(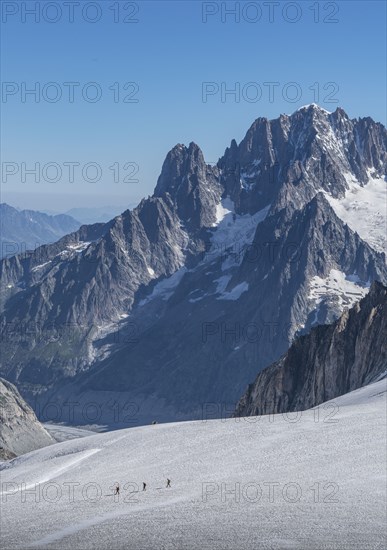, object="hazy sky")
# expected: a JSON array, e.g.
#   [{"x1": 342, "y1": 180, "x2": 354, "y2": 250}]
[{"x1": 1, "y1": 0, "x2": 386, "y2": 211}]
